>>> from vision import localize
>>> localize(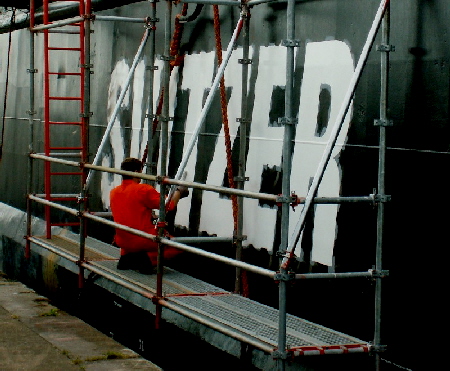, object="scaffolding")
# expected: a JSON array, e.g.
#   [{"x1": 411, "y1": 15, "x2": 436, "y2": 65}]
[{"x1": 25, "y1": 0, "x2": 391, "y2": 370}]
